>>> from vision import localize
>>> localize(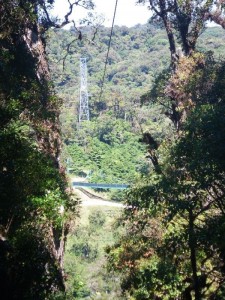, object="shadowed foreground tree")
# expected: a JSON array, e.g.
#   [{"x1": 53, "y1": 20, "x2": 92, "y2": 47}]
[
  {"x1": 0, "y1": 0, "x2": 95, "y2": 298},
  {"x1": 107, "y1": 1, "x2": 225, "y2": 299},
  {"x1": 107, "y1": 54, "x2": 225, "y2": 300}
]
